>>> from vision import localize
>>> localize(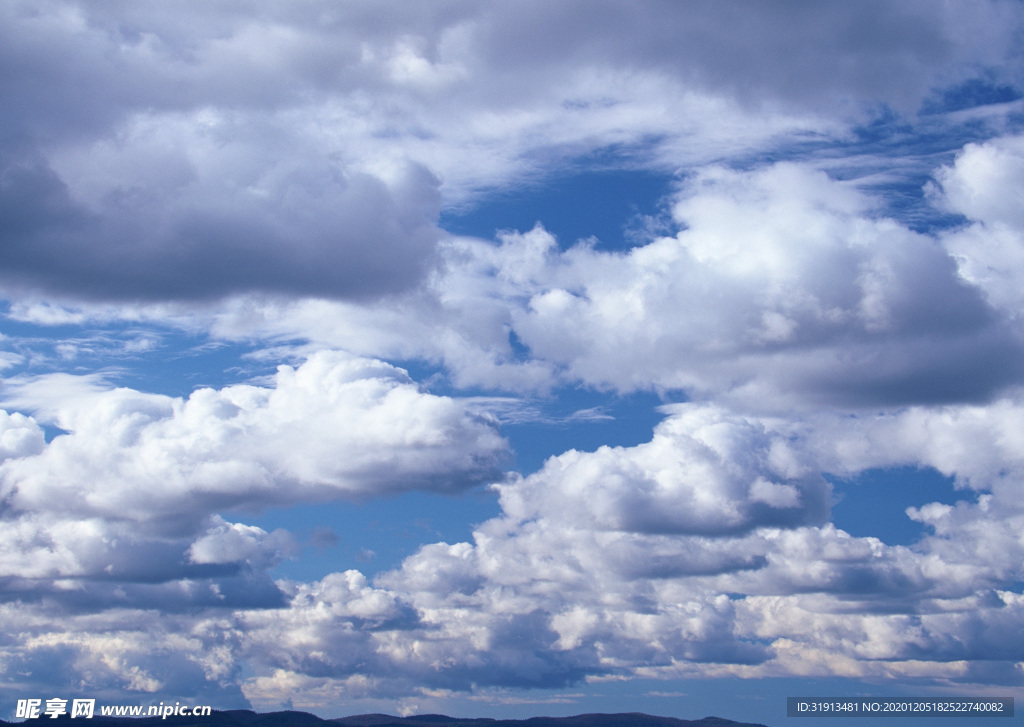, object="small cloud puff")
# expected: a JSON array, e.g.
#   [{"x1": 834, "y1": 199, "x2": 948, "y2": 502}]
[{"x1": 495, "y1": 404, "x2": 828, "y2": 535}]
